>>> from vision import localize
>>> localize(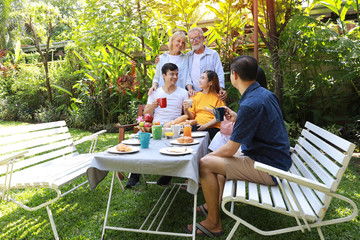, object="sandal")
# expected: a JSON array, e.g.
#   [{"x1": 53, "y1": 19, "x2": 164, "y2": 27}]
[
  {"x1": 184, "y1": 222, "x2": 224, "y2": 237},
  {"x1": 188, "y1": 204, "x2": 208, "y2": 217}
]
